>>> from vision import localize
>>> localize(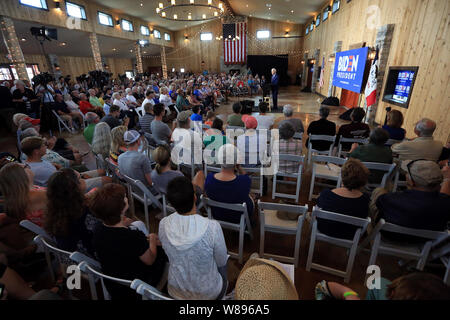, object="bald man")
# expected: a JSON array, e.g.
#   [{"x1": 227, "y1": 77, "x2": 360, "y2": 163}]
[{"x1": 391, "y1": 118, "x2": 443, "y2": 161}]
